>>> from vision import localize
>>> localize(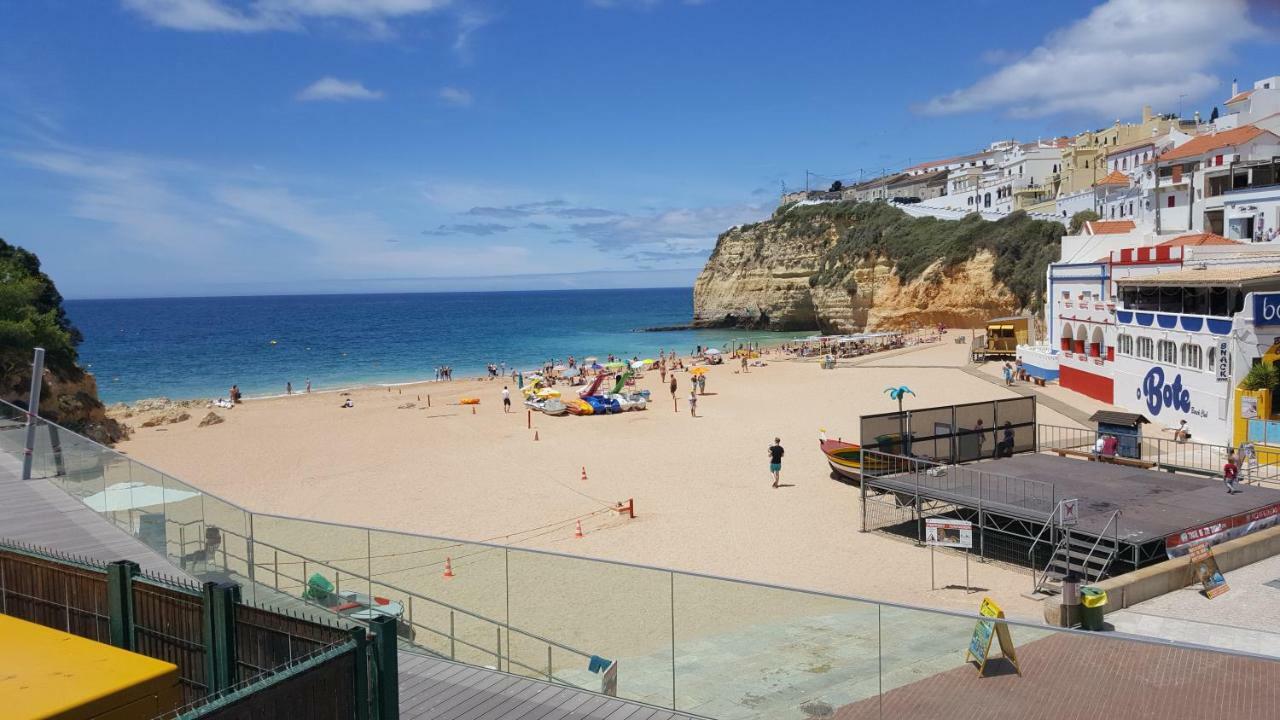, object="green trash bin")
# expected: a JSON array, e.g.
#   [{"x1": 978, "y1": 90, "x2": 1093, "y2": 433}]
[{"x1": 1079, "y1": 586, "x2": 1108, "y2": 630}]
